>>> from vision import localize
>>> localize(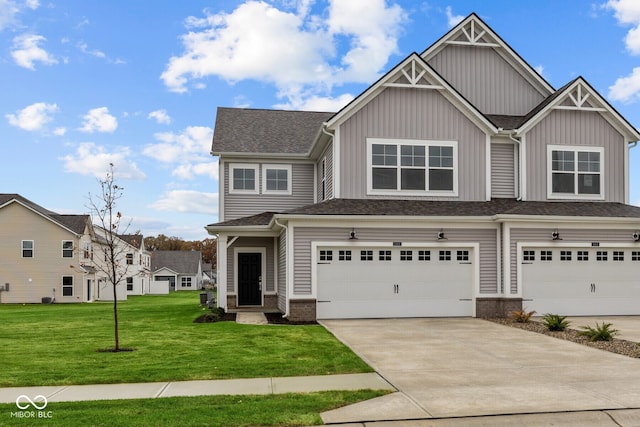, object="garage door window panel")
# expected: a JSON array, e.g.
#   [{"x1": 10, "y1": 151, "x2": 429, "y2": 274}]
[
  {"x1": 597, "y1": 251, "x2": 608, "y2": 261},
  {"x1": 339, "y1": 250, "x2": 351, "y2": 261},
  {"x1": 439, "y1": 250, "x2": 451, "y2": 261},
  {"x1": 400, "y1": 250, "x2": 413, "y2": 261},
  {"x1": 577, "y1": 251, "x2": 589, "y2": 261},
  {"x1": 613, "y1": 251, "x2": 624, "y2": 261},
  {"x1": 560, "y1": 250, "x2": 572, "y2": 261},
  {"x1": 320, "y1": 250, "x2": 333, "y2": 262},
  {"x1": 361, "y1": 250, "x2": 373, "y2": 261},
  {"x1": 523, "y1": 250, "x2": 535, "y2": 262},
  {"x1": 540, "y1": 251, "x2": 552, "y2": 261},
  {"x1": 633, "y1": 251, "x2": 640, "y2": 261},
  {"x1": 379, "y1": 250, "x2": 391, "y2": 261},
  {"x1": 418, "y1": 250, "x2": 431, "y2": 261}
]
